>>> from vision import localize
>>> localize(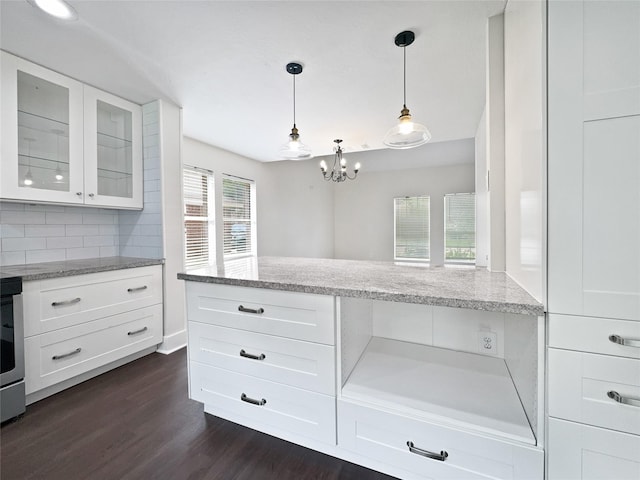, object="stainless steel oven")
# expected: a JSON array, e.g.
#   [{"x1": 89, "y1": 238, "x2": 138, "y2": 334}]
[{"x1": 1, "y1": 276, "x2": 25, "y2": 423}]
